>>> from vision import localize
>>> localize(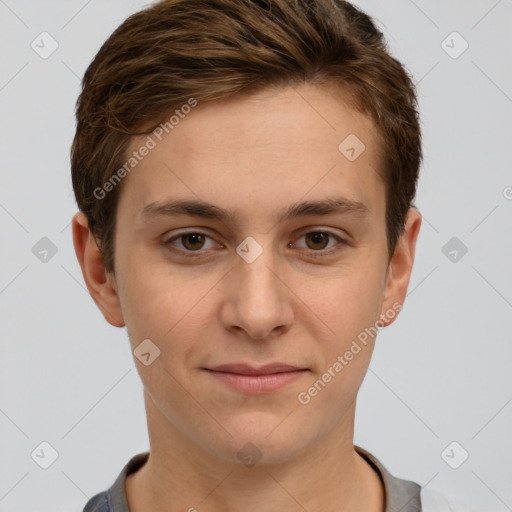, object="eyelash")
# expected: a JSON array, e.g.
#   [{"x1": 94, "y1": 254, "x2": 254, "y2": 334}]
[{"x1": 162, "y1": 229, "x2": 348, "y2": 260}]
